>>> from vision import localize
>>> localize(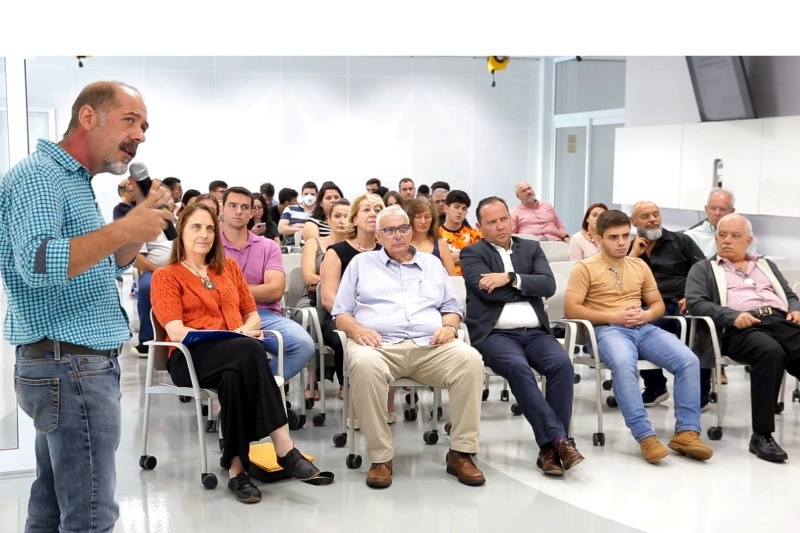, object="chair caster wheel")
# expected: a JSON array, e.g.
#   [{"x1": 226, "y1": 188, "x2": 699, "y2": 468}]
[
  {"x1": 606, "y1": 395, "x2": 618, "y2": 408},
  {"x1": 404, "y1": 408, "x2": 418, "y2": 421},
  {"x1": 288, "y1": 409, "x2": 302, "y2": 430},
  {"x1": 423, "y1": 430, "x2": 439, "y2": 445},
  {"x1": 510, "y1": 403, "x2": 522, "y2": 416},
  {"x1": 429, "y1": 407, "x2": 443, "y2": 420},
  {"x1": 219, "y1": 439, "x2": 225, "y2": 452},
  {"x1": 592, "y1": 433, "x2": 605, "y2": 446},
  {"x1": 444, "y1": 422, "x2": 452, "y2": 435},
  {"x1": 345, "y1": 454, "x2": 362, "y2": 469},
  {"x1": 482, "y1": 389, "x2": 489, "y2": 401},
  {"x1": 573, "y1": 373, "x2": 581, "y2": 384},
  {"x1": 305, "y1": 398, "x2": 315, "y2": 410},
  {"x1": 500, "y1": 390, "x2": 510, "y2": 402},
  {"x1": 707, "y1": 427, "x2": 723, "y2": 440},
  {"x1": 793, "y1": 390, "x2": 800, "y2": 402},
  {"x1": 405, "y1": 393, "x2": 419, "y2": 404},
  {"x1": 602, "y1": 380, "x2": 613, "y2": 391},
  {"x1": 710, "y1": 392, "x2": 718, "y2": 403},
  {"x1": 205, "y1": 420, "x2": 217, "y2": 433},
  {"x1": 139, "y1": 455, "x2": 157, "y2": 470},
  {"x1": 179, "y1": 395, "x2": 191, "y2": 403},
  {"x1": 332, "y1": 433, "x2": 347, "y2": 448},
  {"x1": 312, "y1": 413, "x2": 326, "y2": 426},
  {"x1": 744, "y1": 365, "x2": 751, "y2": 373},
  {"x1": 201, "y1": 473, "x2": 218, "y2": 490},
  {"x1": 776, "y1": 402, "x2": 785, "y2": 414}
]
